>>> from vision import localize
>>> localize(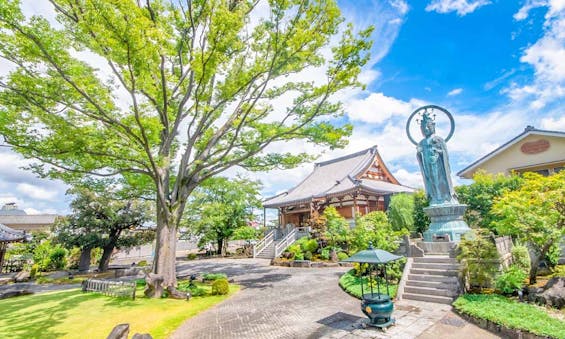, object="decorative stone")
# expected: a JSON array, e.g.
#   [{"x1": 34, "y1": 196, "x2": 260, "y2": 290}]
[
  {"x1": 14, "y1": 270, "x2": 30, "y2": 282},
  {"x1": 0, "y1": 289, "x2": 33, "y2": 299},
  {"x1": 292, "y1": 260, "x2": 311, "y2": 268},
  {"x1": 107, "y1": 324, "x2": 129, "y2": 339},
  {"x1": 527, "y1": 277, "x2": 565, "y2": 309}
]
